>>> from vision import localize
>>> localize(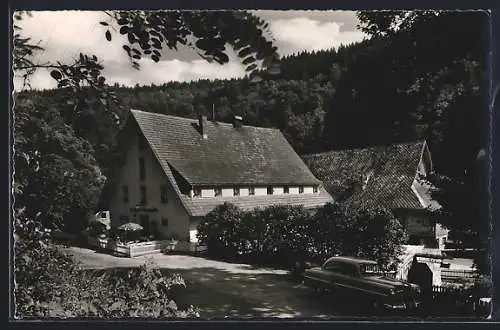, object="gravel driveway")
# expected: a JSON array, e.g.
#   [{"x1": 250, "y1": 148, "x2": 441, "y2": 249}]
[{"x1": 61, "y1": 246, "x2": 369, "y2": 319}]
